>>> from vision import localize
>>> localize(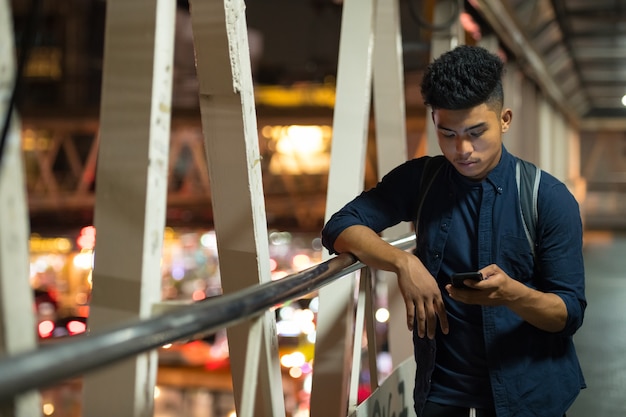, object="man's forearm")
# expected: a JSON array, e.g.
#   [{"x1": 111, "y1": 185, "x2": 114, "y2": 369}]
[
  {"x1": 333, "y1": 225, "x2": 414, "y2": 275},
  {"x1": 334, "y1": 225, "x2": 449, "y2": 338},
  {"x1": 505, "y1": 283, "x2": 568, "y2": 332}
]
